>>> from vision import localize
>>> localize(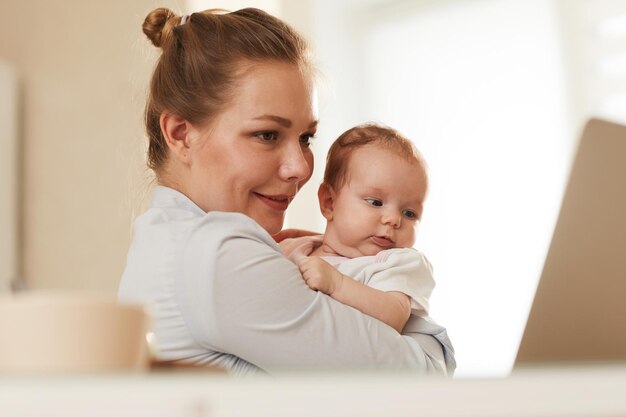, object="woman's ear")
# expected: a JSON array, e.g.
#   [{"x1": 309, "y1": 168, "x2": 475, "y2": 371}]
[
  {"x1": 160, "y1": 113, "x2": 192, "y2": 164},
  {"x1": 318, "y1": 183, "x2": 336, "y2": 221}
]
